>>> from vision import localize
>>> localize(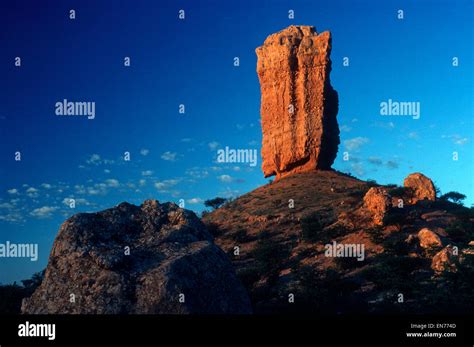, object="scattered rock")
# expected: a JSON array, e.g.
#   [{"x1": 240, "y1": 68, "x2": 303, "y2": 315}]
[
  {"x1": 22, "y1": 200, "x2": 252, "y2": 314},
  {"x1": 418, "y1": 227, "x2": 443, "y2": 249},
  {"x1": 431, "y1": 245, "x2": 458, "y2": 273},
  {"x1": 403, "y1": 172, "x2": 436, "y2": 204},
  {"x1": 256, "y1": 25, "x2": 339, "y2": 180},
  {"x1": 363, "y1": 187, "x2": 391, "y2": 225}
]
